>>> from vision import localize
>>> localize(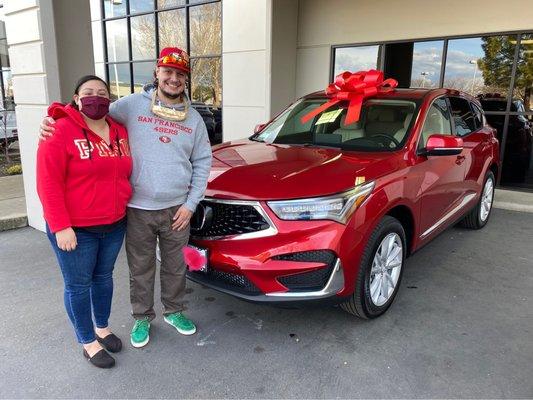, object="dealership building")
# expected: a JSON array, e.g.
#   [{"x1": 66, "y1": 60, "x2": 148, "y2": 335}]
[{"x1": 3, "y1": 0, "x2": 533, "y2": 230}]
